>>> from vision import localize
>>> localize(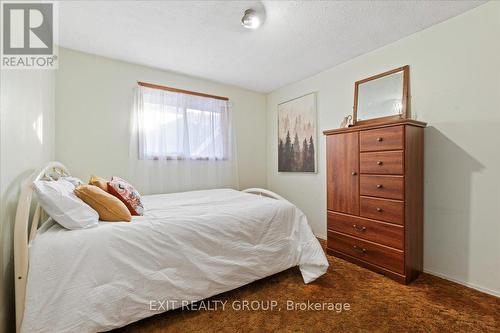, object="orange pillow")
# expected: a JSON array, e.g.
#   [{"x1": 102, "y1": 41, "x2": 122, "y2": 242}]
[
  {"x1": 89, "y1": 175, "x2": 108, "y2": 192},
  {"x1": 75, "y1": 185, "x2": 131, "y2": 222}
]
